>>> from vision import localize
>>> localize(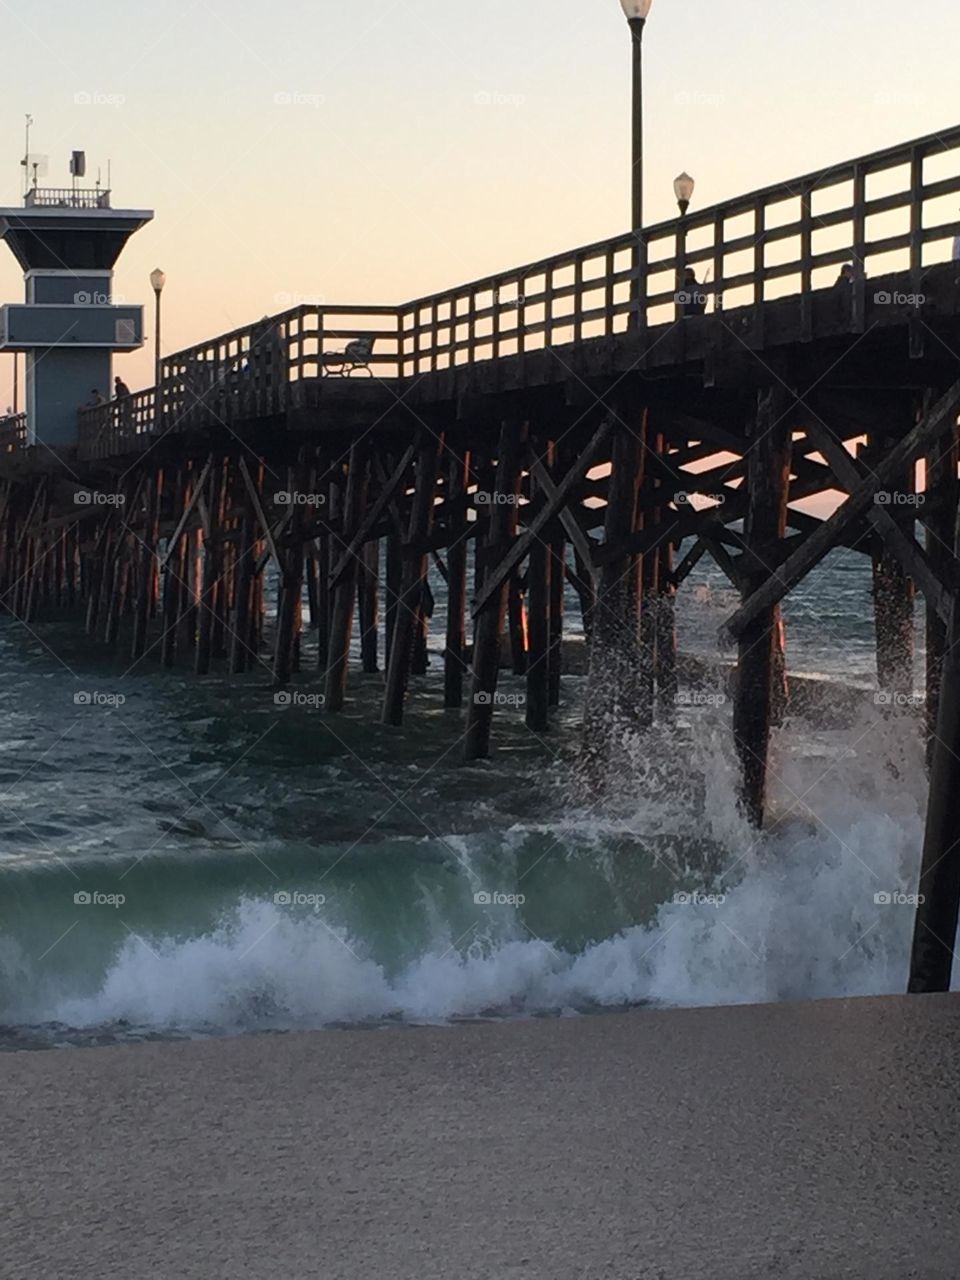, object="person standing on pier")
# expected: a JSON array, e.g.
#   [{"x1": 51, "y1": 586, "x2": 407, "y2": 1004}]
[
  {"x1": 114, "y1": 376, "x2": 131, "y2": 399},
  {"x1": 681, "y1": 267, "x2": 707, "y2": 316}
]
